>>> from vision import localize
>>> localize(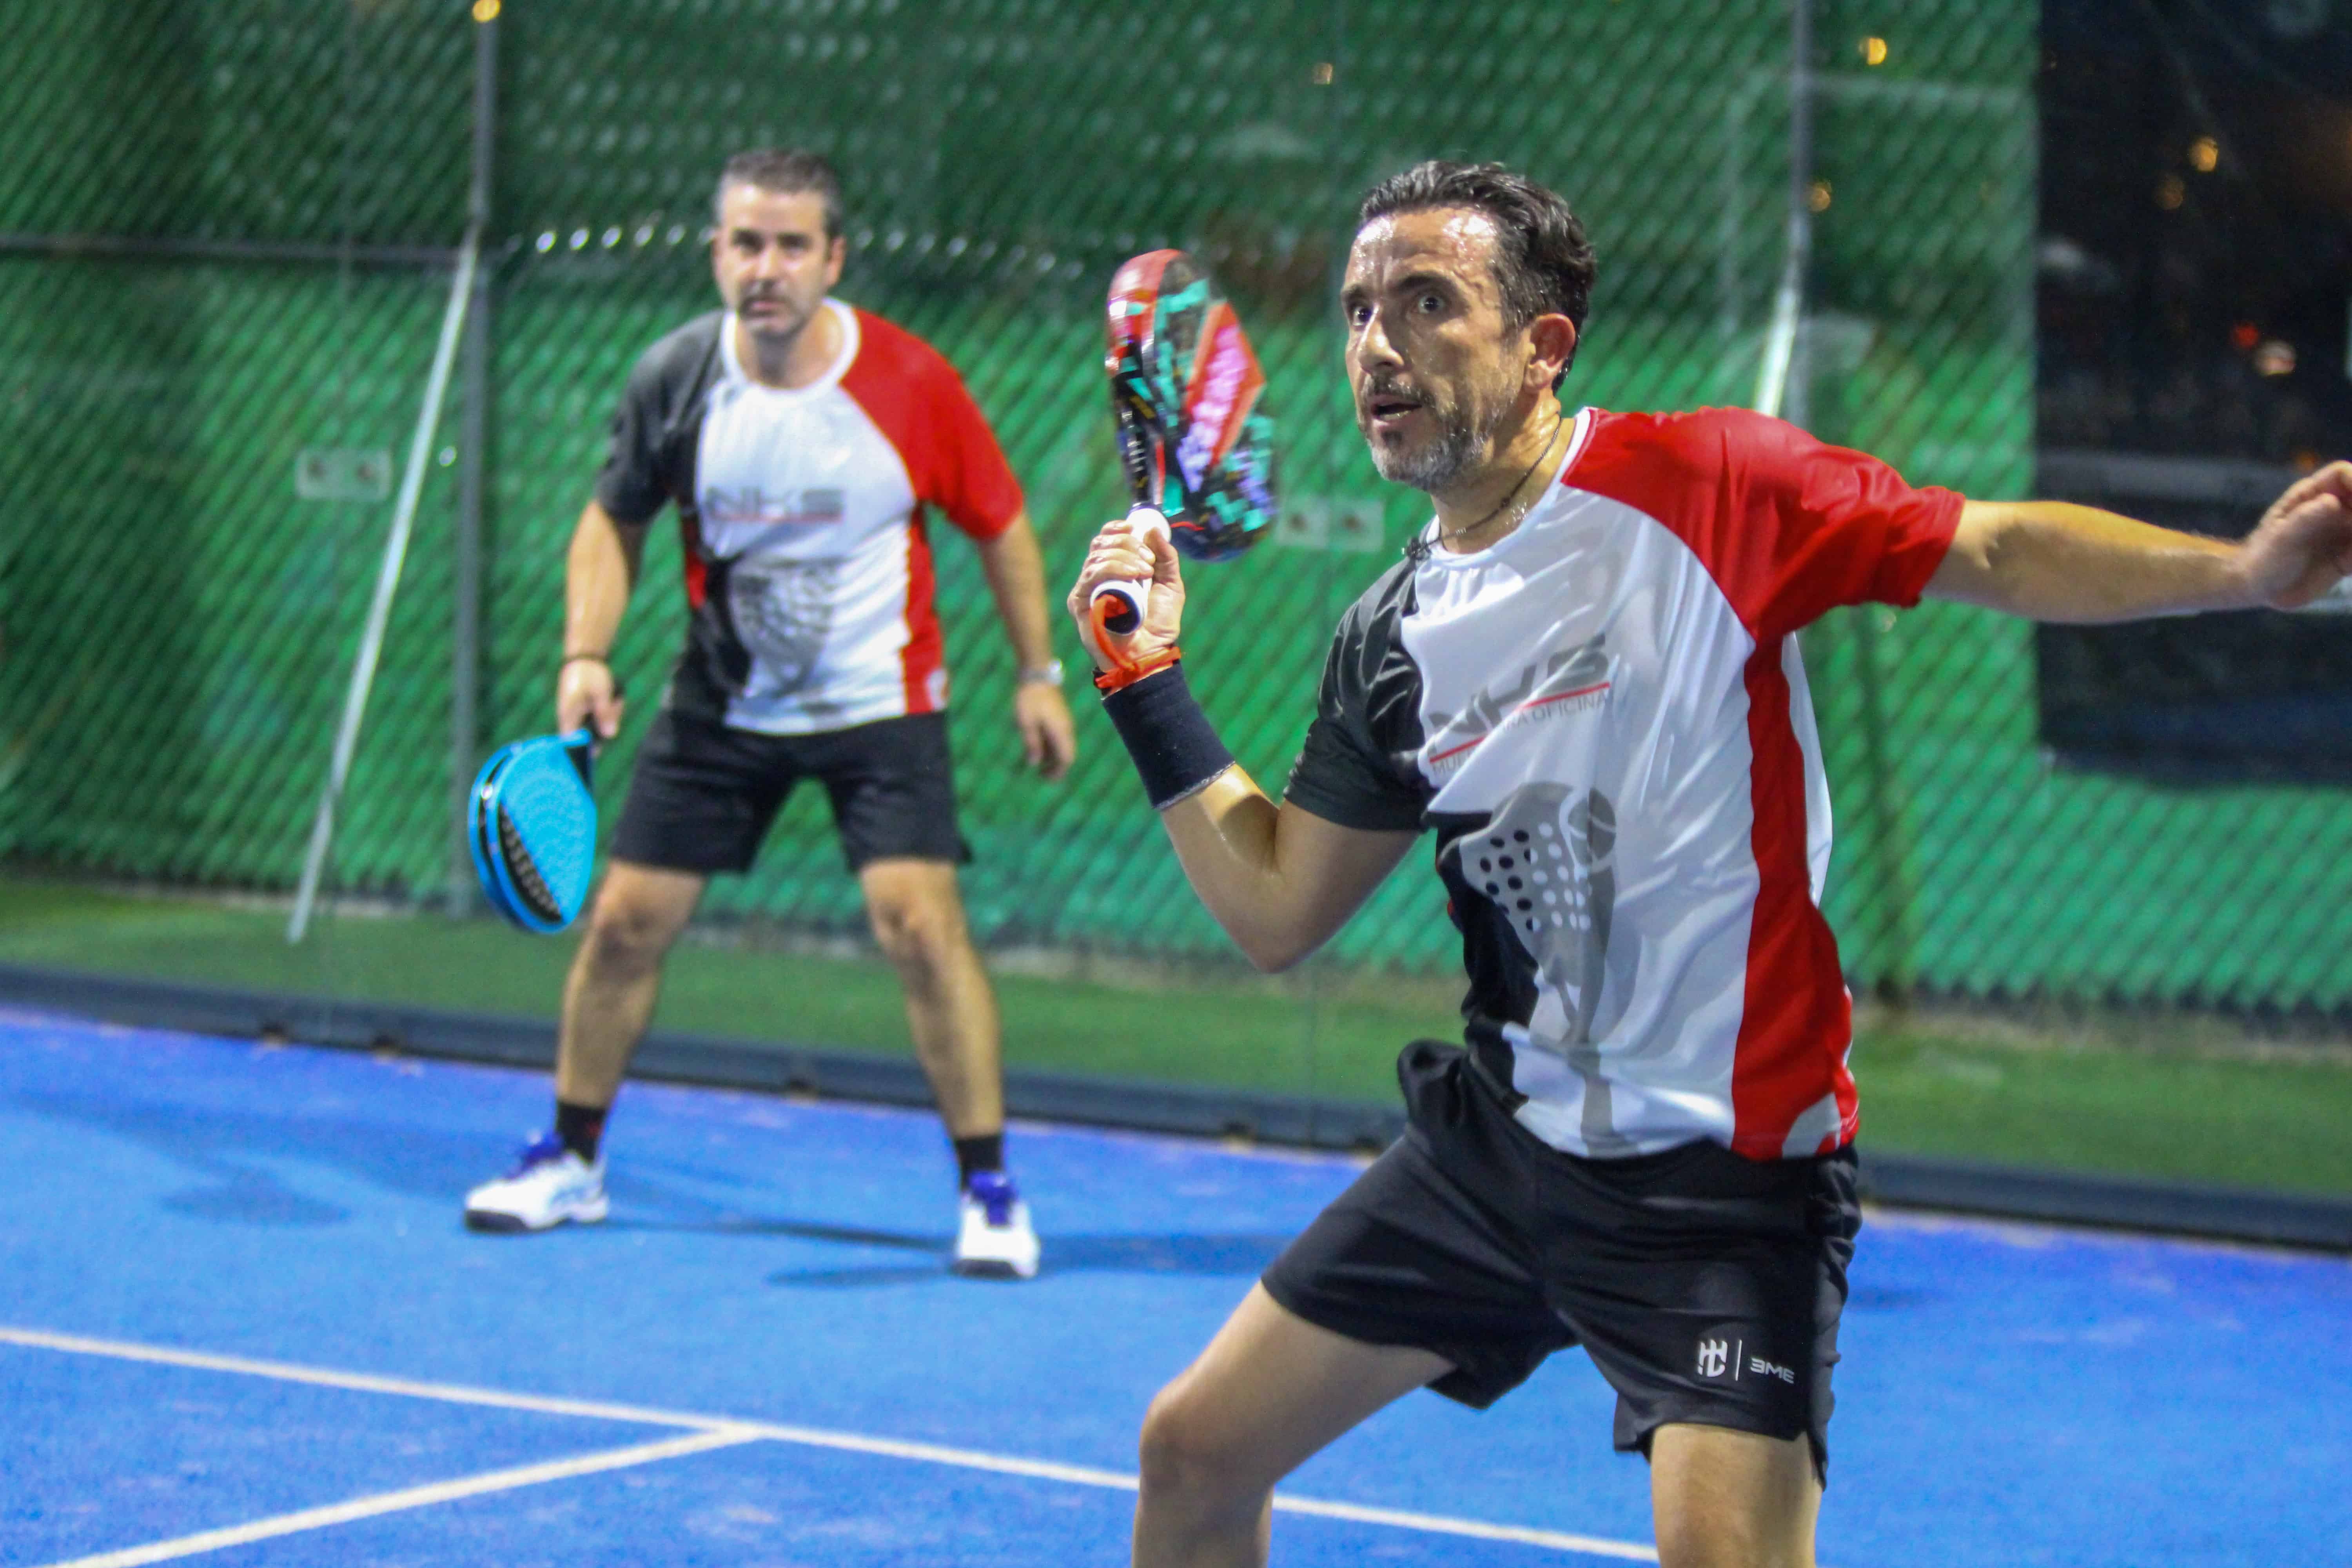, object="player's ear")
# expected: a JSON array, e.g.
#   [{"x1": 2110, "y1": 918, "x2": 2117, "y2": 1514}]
[
  {"x1": 1526, "y1": 313, "x2": 1577, "y2": 390},
  {"x1": 824, "y1": 233, "x2": 848, "y2": 287}
]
